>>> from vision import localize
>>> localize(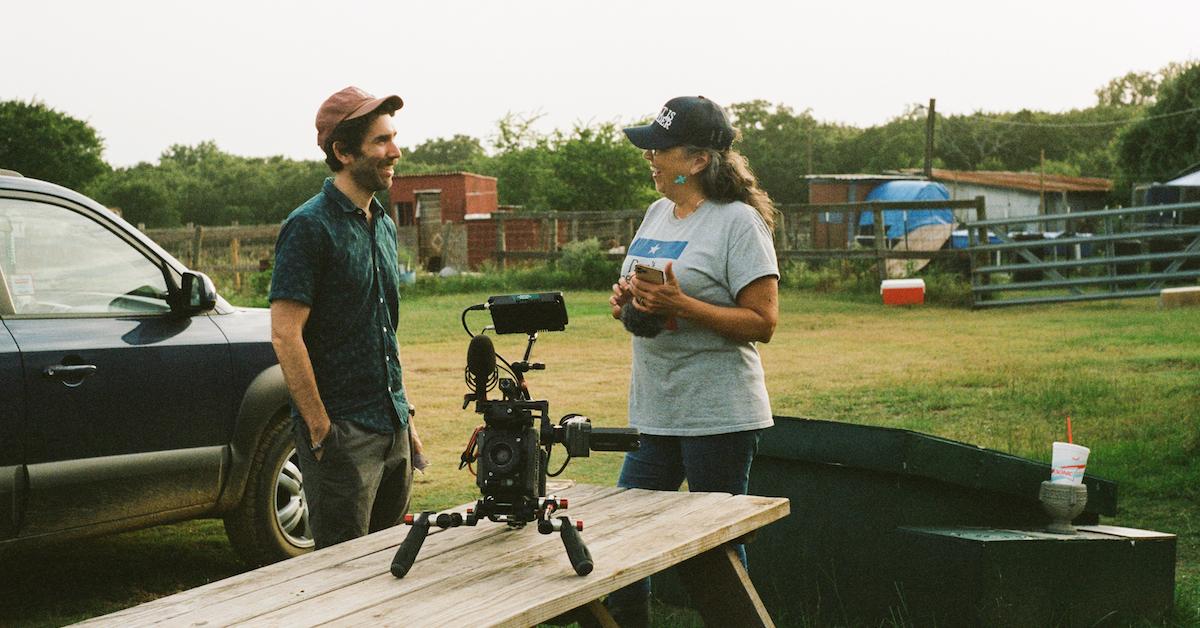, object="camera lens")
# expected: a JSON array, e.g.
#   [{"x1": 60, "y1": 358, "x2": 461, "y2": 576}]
[
  {"x1": 492, "y1": 443, "x2": 512, "y2": 466},
  {"x1": 484, "y1": 436, "x2": 521, "y2": 475}
]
